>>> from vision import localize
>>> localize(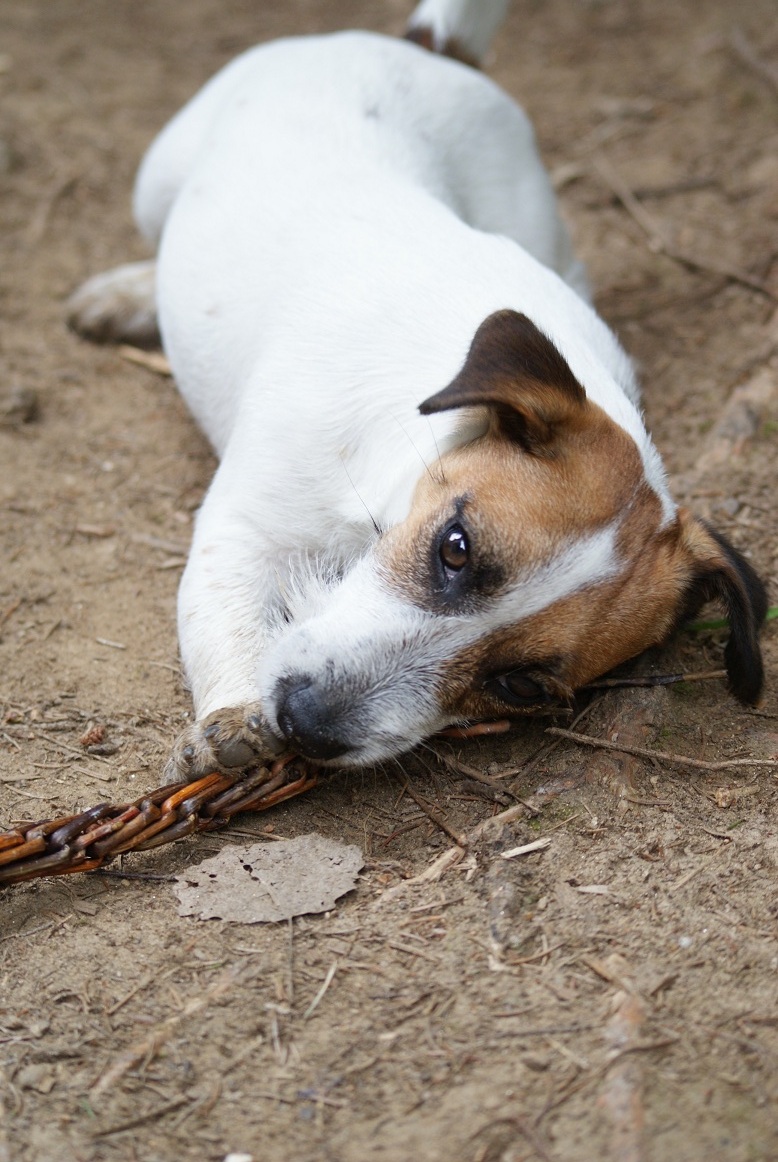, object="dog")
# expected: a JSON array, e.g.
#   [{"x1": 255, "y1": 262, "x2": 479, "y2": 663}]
[{"x1": 67, "y1": 0, "x2": 767, "y2": 783}]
